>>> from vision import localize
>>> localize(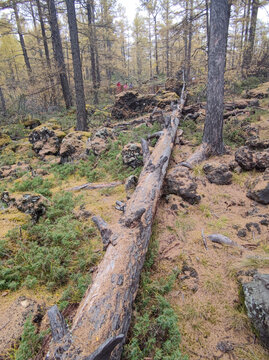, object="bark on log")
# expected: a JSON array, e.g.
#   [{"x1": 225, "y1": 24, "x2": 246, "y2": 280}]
[
  {"x1": 46, "y1": 93, "x2": 186, "y2": 360},
  {"x1": 66, "y1": 181, "x2": 123, "y2": 192}
]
